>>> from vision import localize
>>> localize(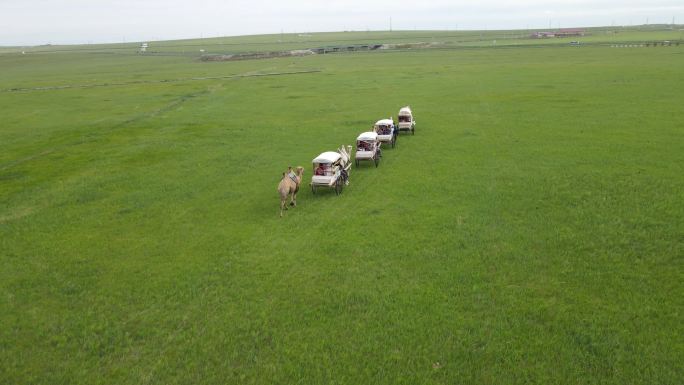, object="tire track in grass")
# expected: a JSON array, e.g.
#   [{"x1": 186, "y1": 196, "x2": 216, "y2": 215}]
[
  {"x1": 0, "y1": 88, "x2": 211, "y2": 172},
  {"x1": 0, "y1": 149, "x2": 56, "y2": 173},
  {"x1": 0, "y1": 86, "x2": 217, "y2": 223},
  {"x1": 1, "y1": 69, "x2": 322, "y2": 93},
  {"x1": 1, "y1": 78, "x2": 249, "y2": 235}
]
